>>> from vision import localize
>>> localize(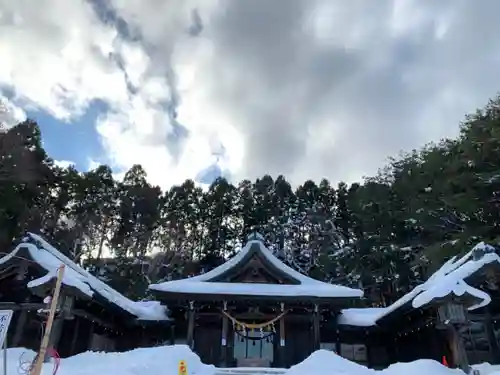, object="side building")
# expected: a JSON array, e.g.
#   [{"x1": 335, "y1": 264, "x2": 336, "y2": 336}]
[
  {"x1": 0, "y1": 233, "x2": 171, "y2": 357},
  {"x1": 339, "y1": 241, "x2": 500, "y2": 369}
]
